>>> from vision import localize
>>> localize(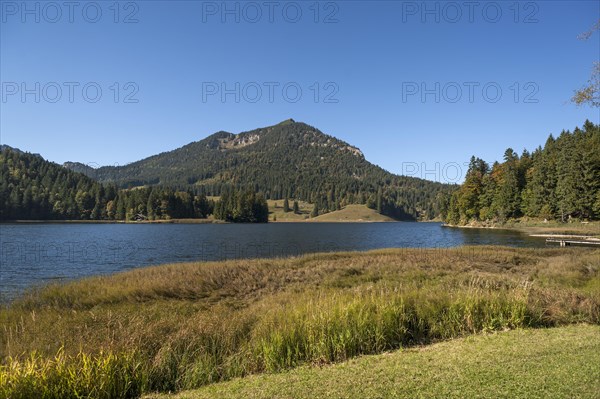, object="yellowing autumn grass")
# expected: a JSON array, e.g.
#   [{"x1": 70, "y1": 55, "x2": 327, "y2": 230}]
[{"x1": 1, "y1": 246, "x2": 599, "y2": 398}]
